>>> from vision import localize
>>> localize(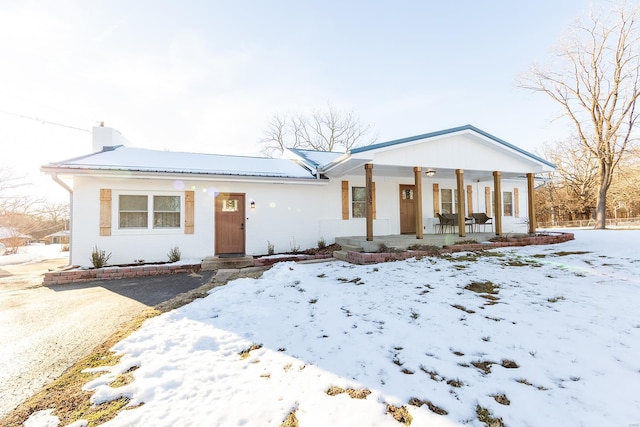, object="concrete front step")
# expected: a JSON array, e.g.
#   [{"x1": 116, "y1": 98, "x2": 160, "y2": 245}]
[
  {"x1": 201, "y1": 255, "x2": 255, "y2": 271},
  {"x1": 333, "y1": 250, "x2": 349, "y2": 261},
  {"x1": 339, "y1": 244, "x2": 364, "y2": 253}
]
